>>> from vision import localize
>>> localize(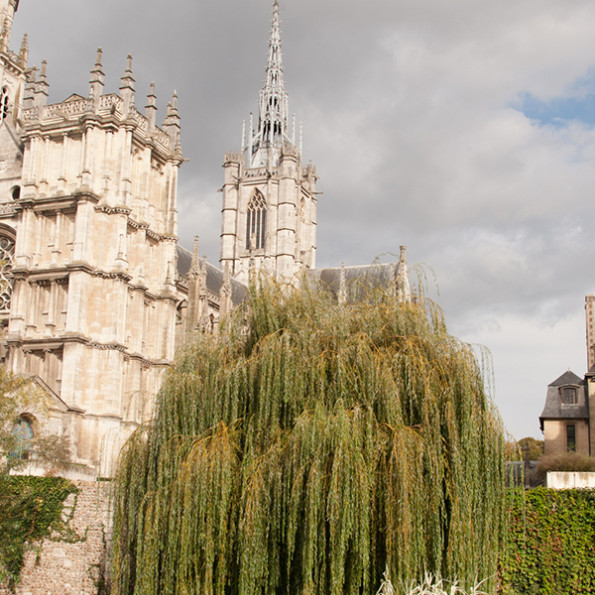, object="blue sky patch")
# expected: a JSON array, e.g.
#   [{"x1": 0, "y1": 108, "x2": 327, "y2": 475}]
[
  {"x1": 512, "y1": 71, "x2": 595, "y2": 127},
  {"x1": 513, "y1": 92, "x2": 595, "y2": 127}
]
